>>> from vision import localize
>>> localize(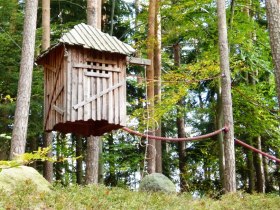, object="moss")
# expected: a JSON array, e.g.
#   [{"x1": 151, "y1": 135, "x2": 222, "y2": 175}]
[{"x1": 139, "y1": 173, "x2": 177, "y2": 193}]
